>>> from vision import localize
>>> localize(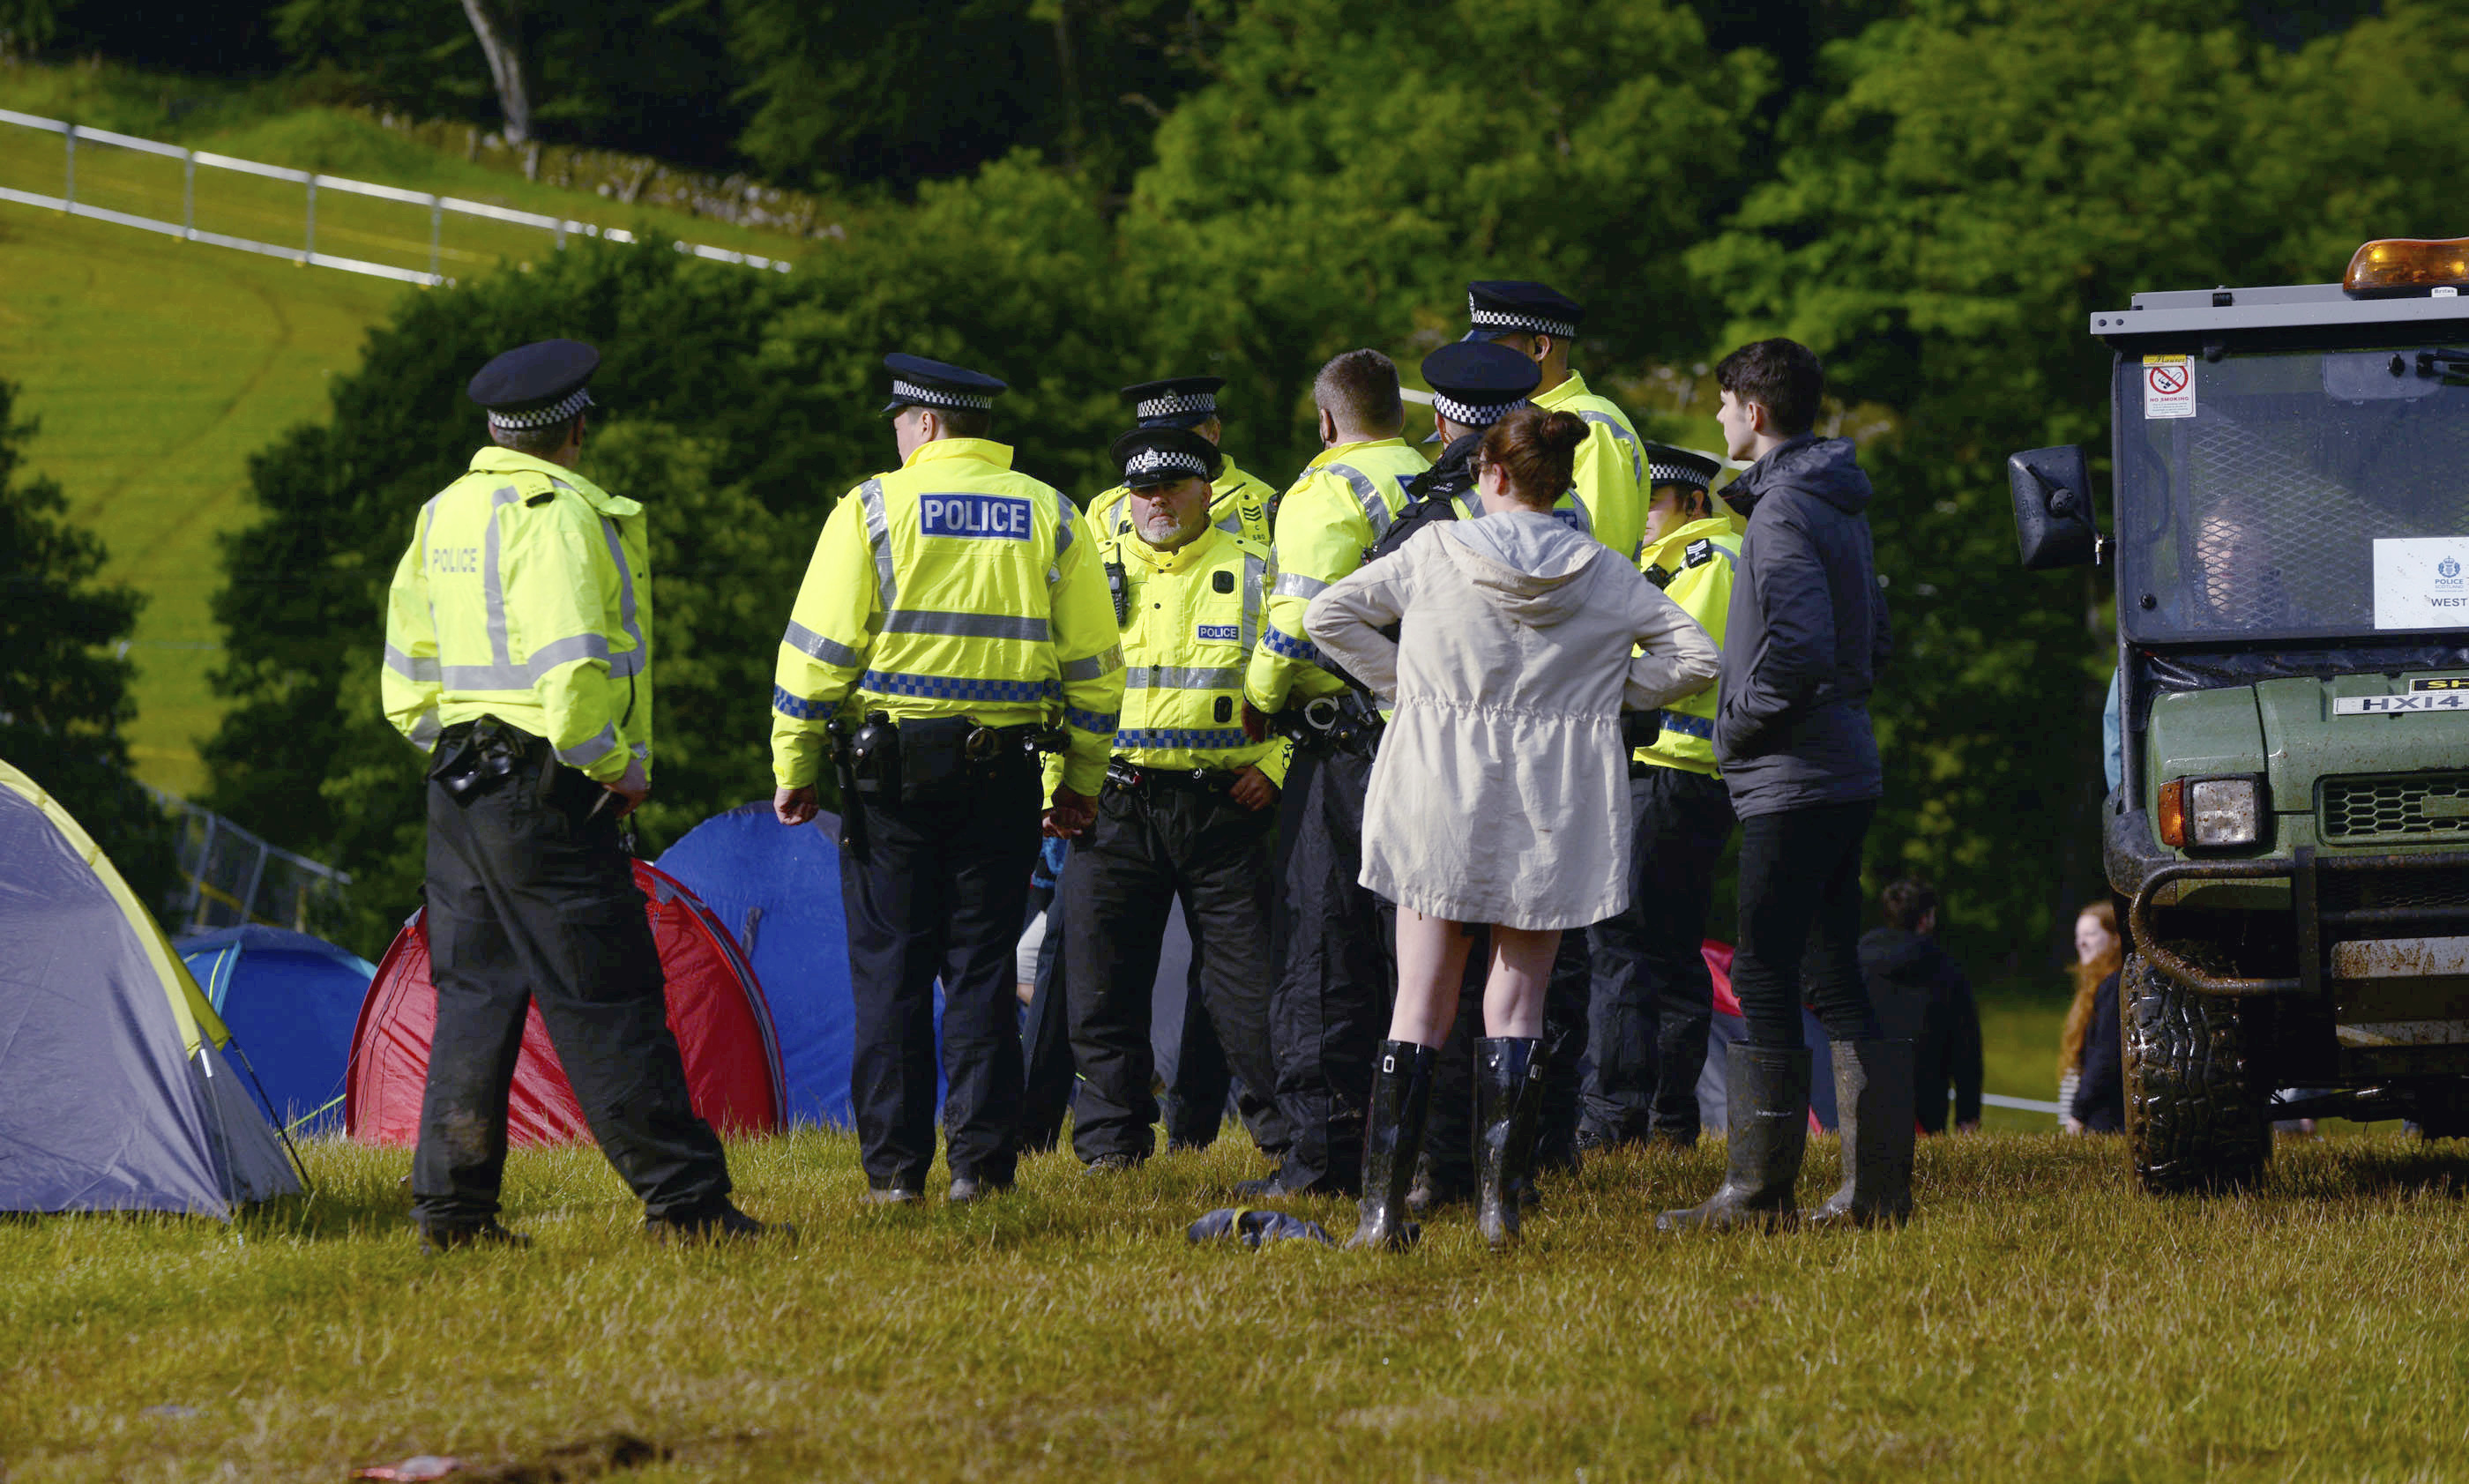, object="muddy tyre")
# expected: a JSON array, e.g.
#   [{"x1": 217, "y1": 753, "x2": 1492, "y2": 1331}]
[{"x1": 2122, "y1": 951, "x2": 2270, "y2": 1195}]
